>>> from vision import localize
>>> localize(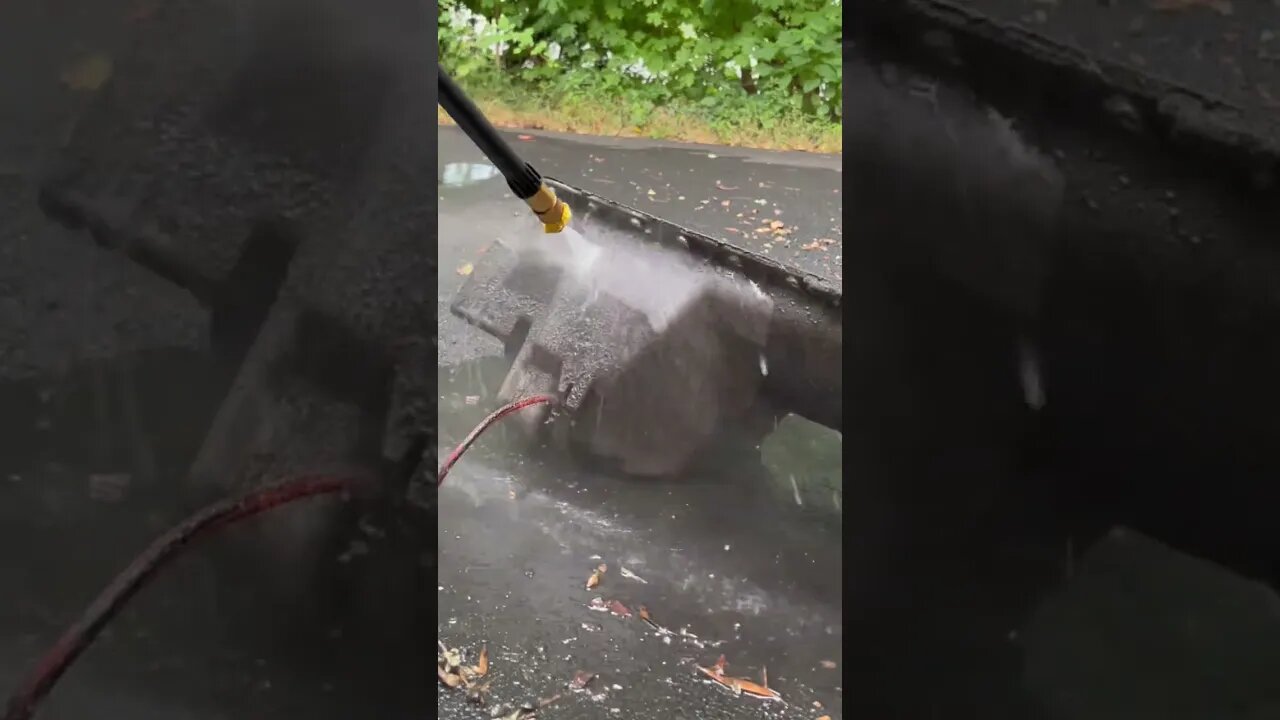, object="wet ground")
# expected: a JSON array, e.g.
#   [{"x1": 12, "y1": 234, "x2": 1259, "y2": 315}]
[
  {"x1": 438, "y1": 126, "x2": 842, "y2": 287},
  {"x1": 436, "y1": 127, "x2": 843, "y2": 718}
]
